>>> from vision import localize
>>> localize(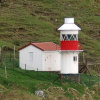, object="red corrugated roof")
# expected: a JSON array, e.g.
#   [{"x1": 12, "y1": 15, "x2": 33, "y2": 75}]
[{"x1": 18, "y1": 42, "x2": 60, "y2": 51}]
